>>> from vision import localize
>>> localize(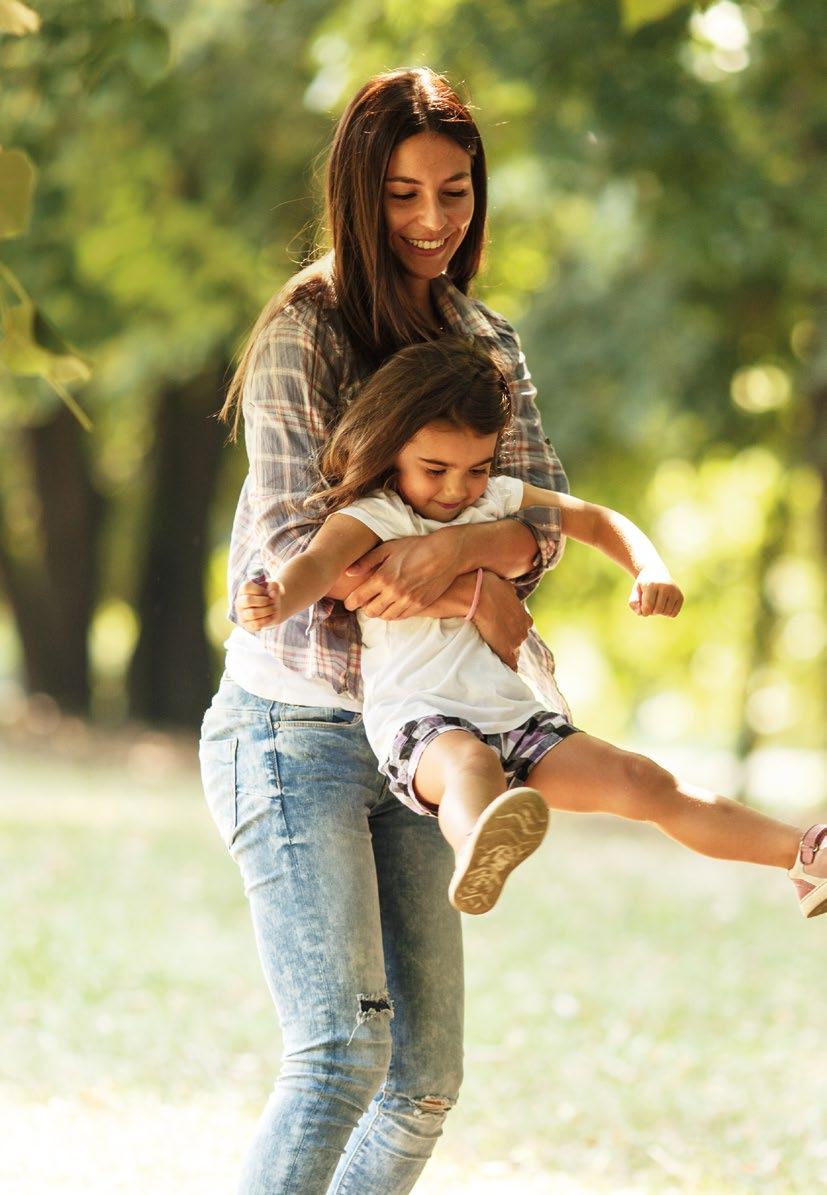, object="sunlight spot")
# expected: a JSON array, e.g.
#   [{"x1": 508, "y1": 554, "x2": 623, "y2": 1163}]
[
  {"x1": 731, "y1": 364, "x2": 791, "y2": 413},
  {"x1": 778, "y1": 611, "x2": 827, "y2": 662},
  {"x1": 691, "y1": 2, "x2": 749, "y2": 51},
  {"x1": 745, "y1": 681, "x2": 797, "y2": 734},
  {"x1": 636, "y1": 691, "x2": 694, "y2": 741}
]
